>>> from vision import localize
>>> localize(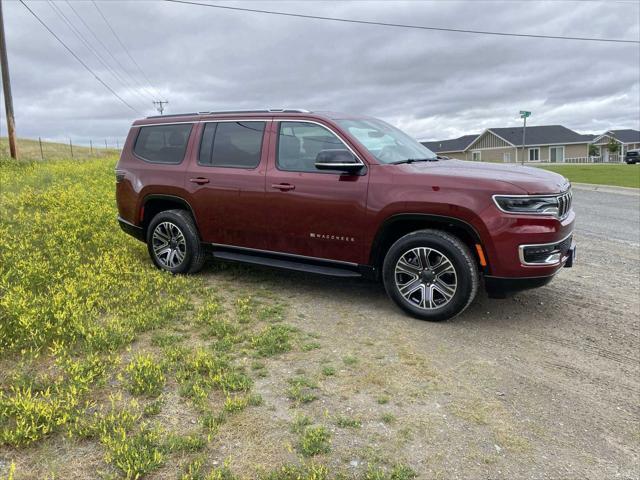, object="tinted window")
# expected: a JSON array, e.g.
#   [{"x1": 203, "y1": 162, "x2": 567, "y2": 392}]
[
  {"x1": 134, "y1": 124, "x2": 192, "y2": 164},
  {"x1": 198, "y1": 121, "x2": 265, "y2": 168},
  {"x1": 277, "y1": 122, "x2": 345, "y2": 172}
]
